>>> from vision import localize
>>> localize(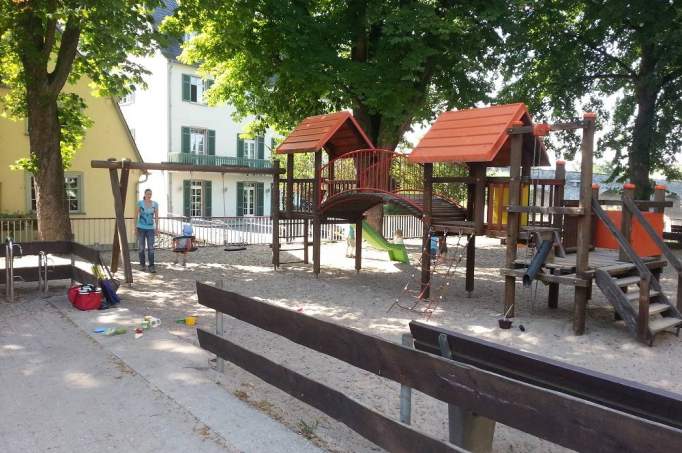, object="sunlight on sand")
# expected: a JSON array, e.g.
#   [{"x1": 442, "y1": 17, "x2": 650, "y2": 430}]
[{"x1": 149, "y1": 339, "x2": 199, "y2": 355}]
